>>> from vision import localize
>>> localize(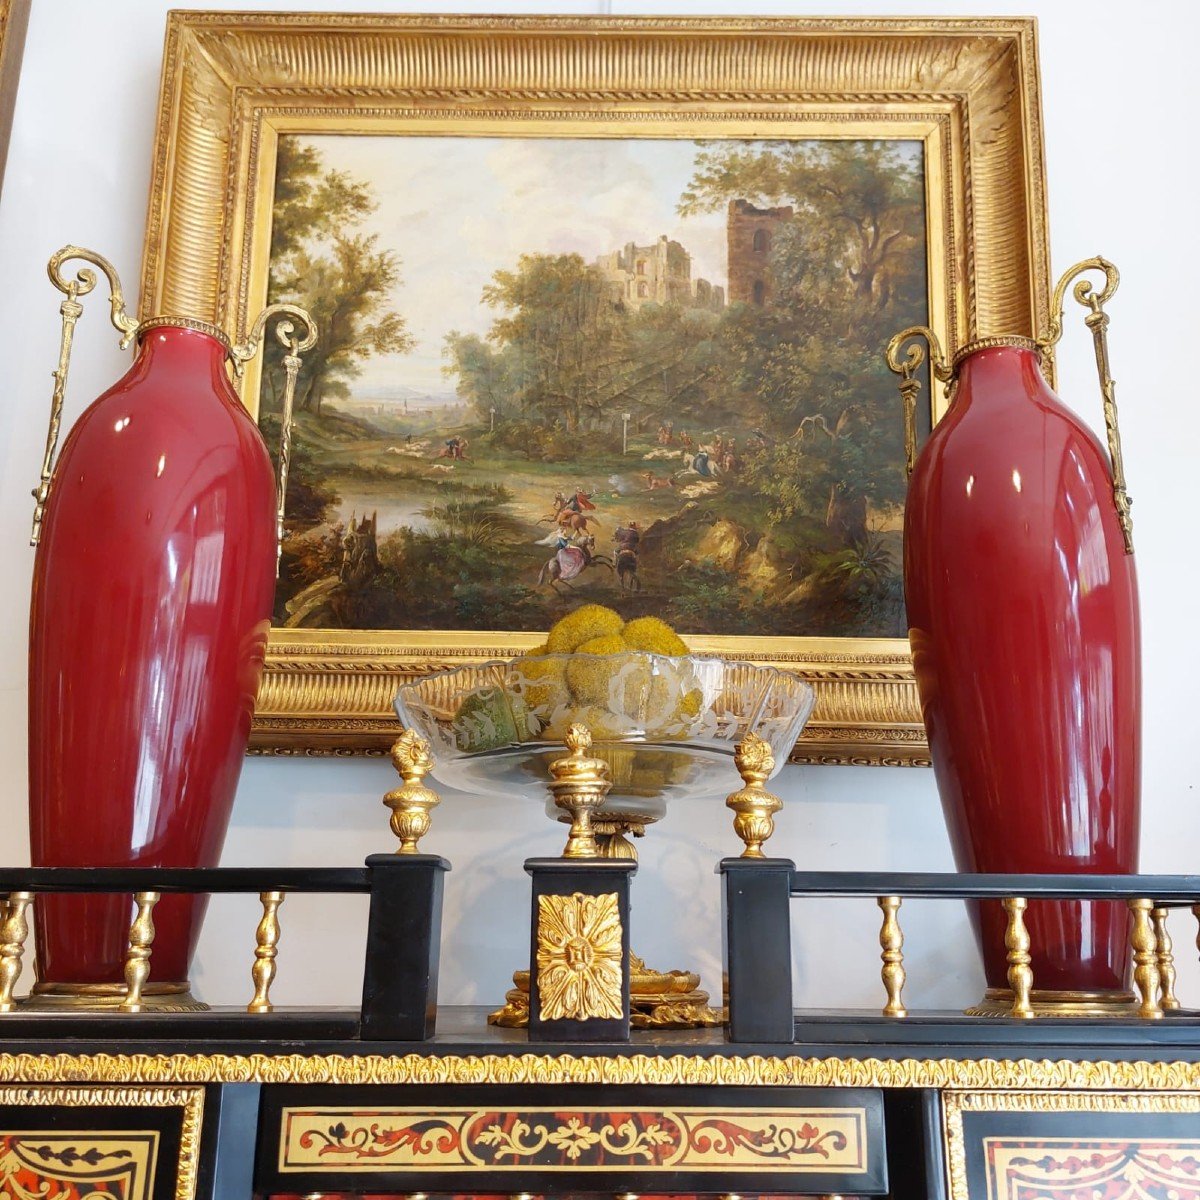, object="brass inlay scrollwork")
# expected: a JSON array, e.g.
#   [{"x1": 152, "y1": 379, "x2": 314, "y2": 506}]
[
  {"x1": 943, "y1": 1089, "x2": 1200, "y2": 1200},
  {"x1": 725, "y1": 733, "x2": 782, "y2": 857},
  {"x1": 280, "y1": 1105, "x2": 865, "y2": 1172},
  {"x1": 0, "y1": 1085, "x2": 203, "y2": 1200},
  {"x1": 535, "y1": 891, "x2": 624, "y2": 1021}
]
